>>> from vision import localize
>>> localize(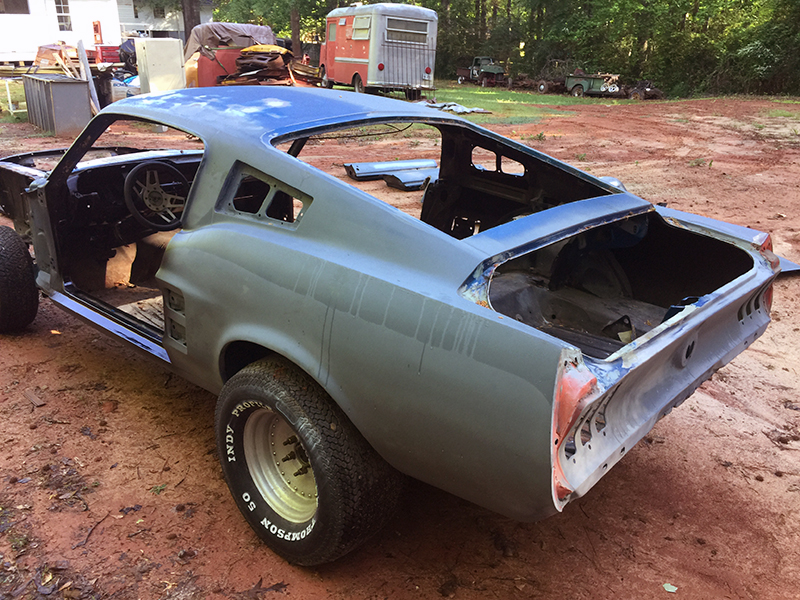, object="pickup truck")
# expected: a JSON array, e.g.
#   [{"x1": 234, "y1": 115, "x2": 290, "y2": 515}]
[{"x1": 456, "y1": 56, "x2": 507, "y2": 87}]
